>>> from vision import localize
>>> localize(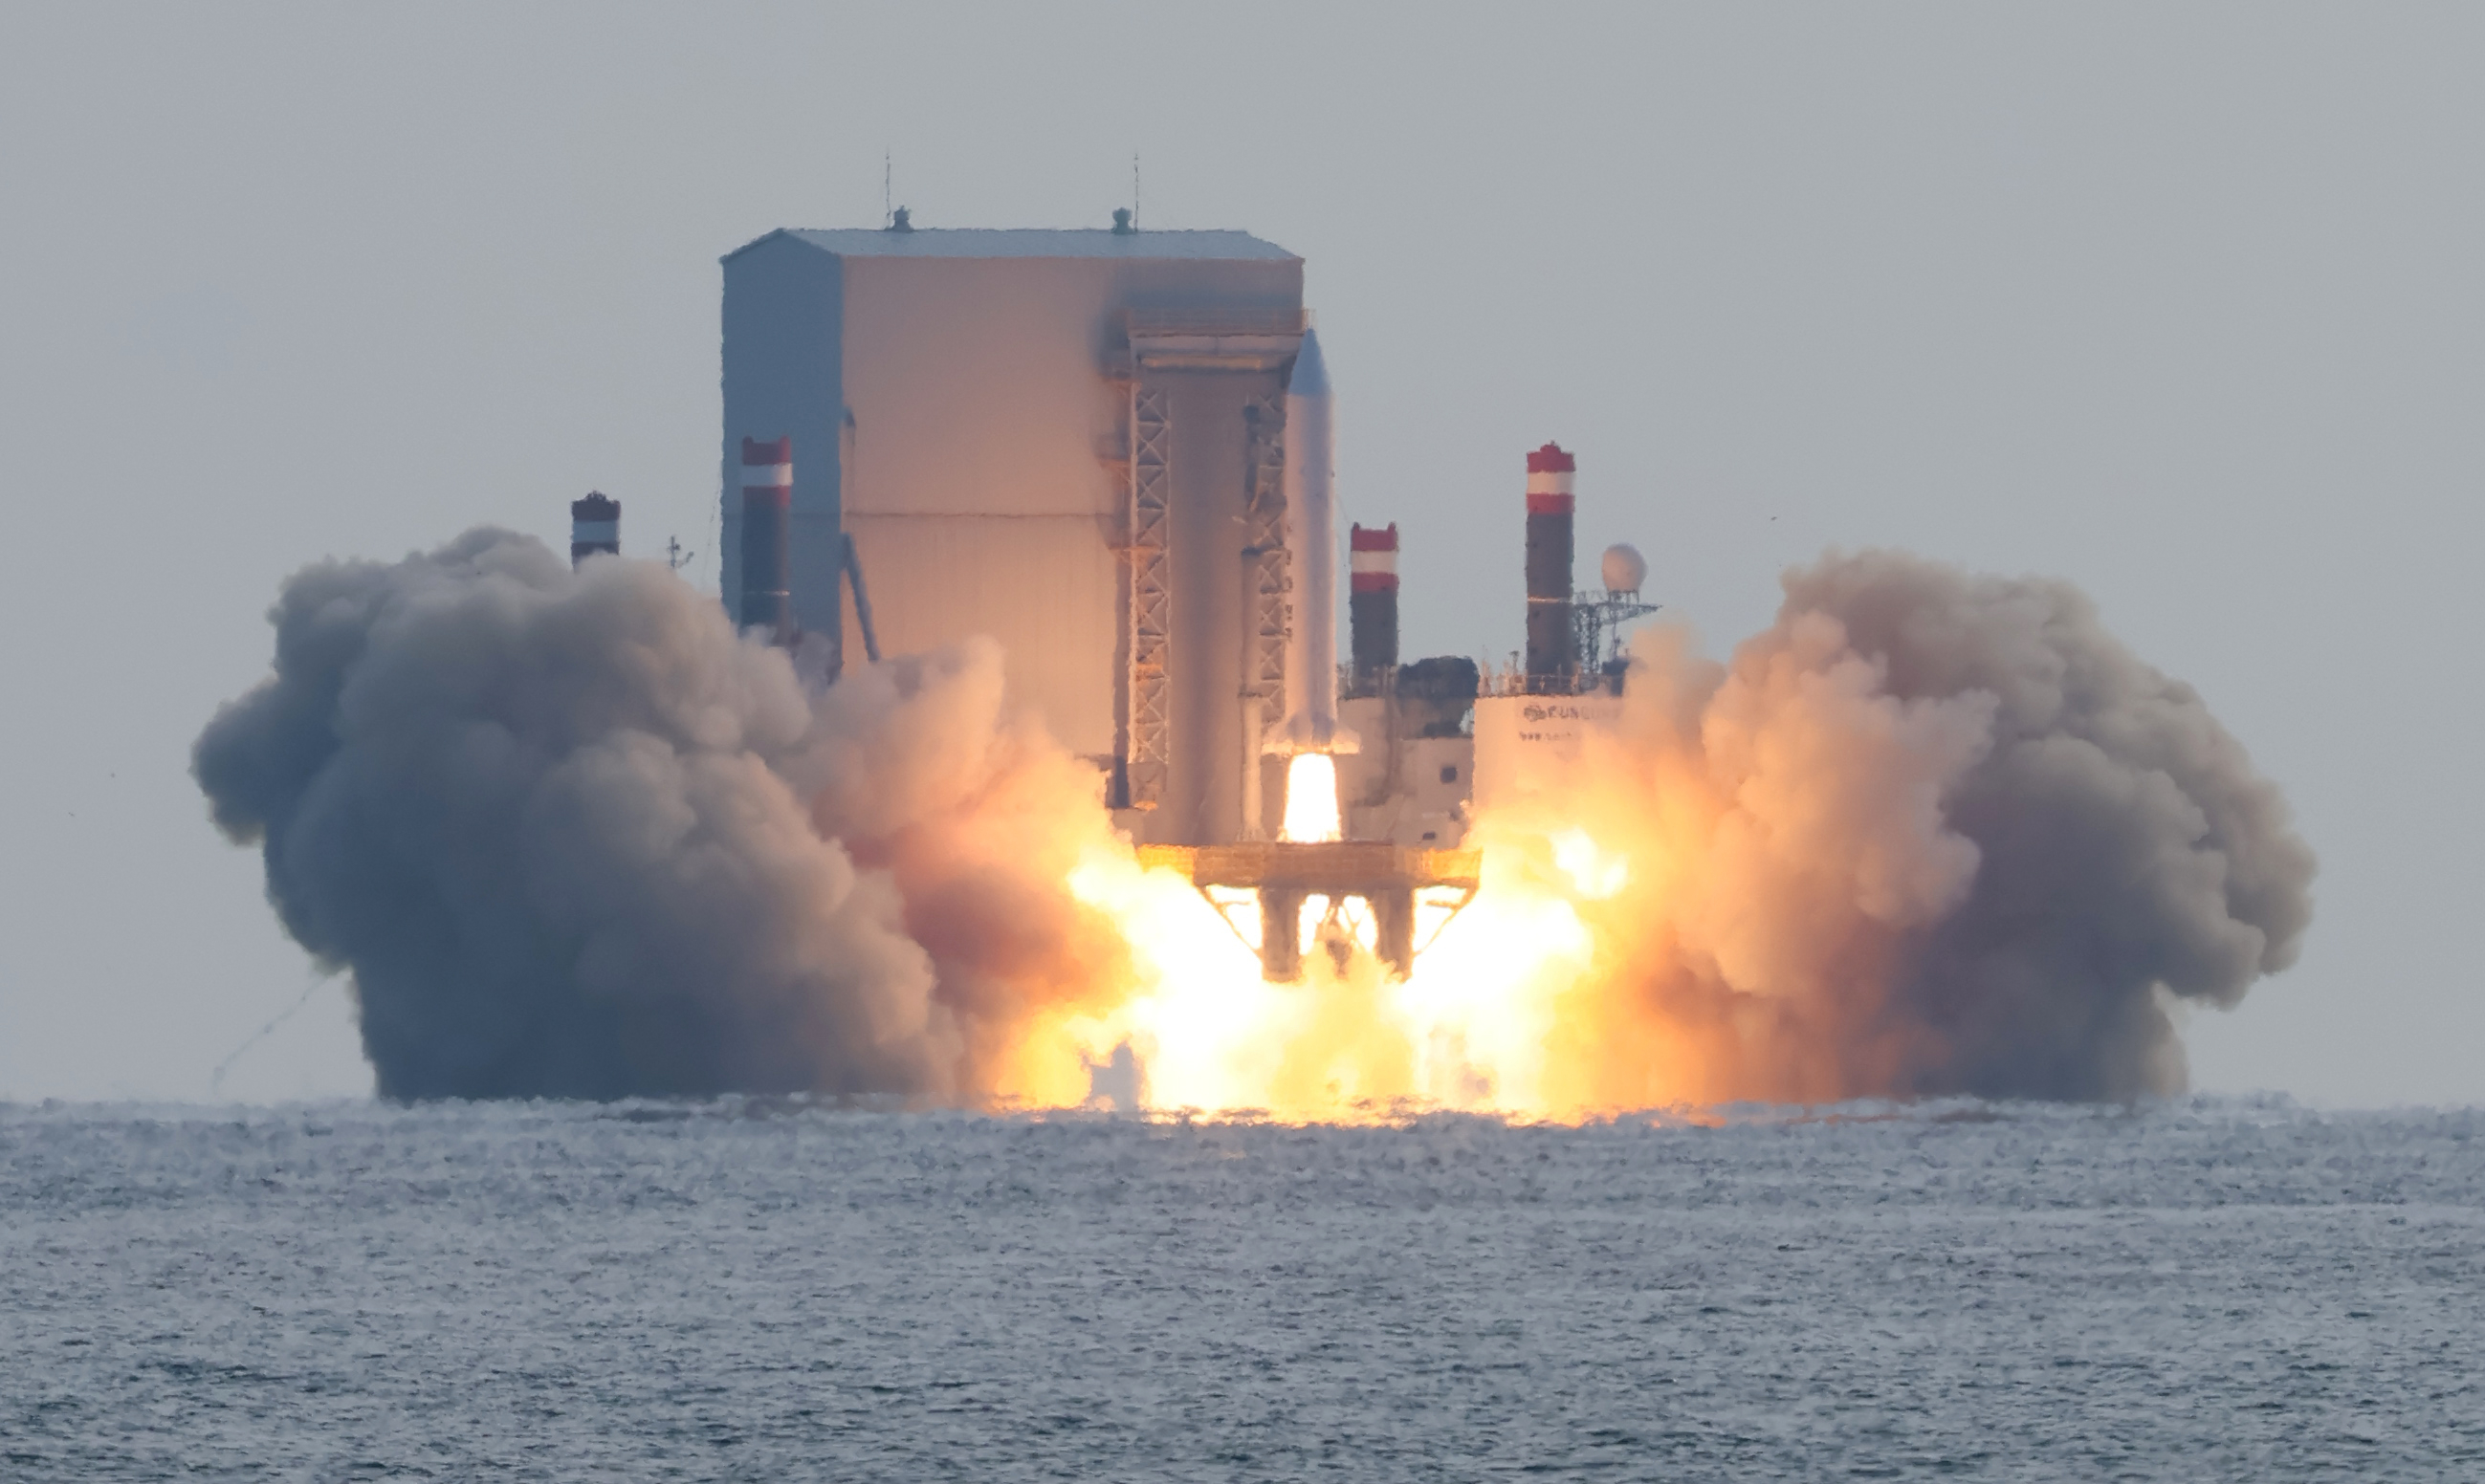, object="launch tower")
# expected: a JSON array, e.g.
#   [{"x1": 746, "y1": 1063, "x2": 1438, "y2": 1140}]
[
  {"x1": 720, "y1": 225, "x2": 1304, "y2": 845},
  {"x1": 717, "y1": 224, "x2": 1649, "y2": 980}
]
